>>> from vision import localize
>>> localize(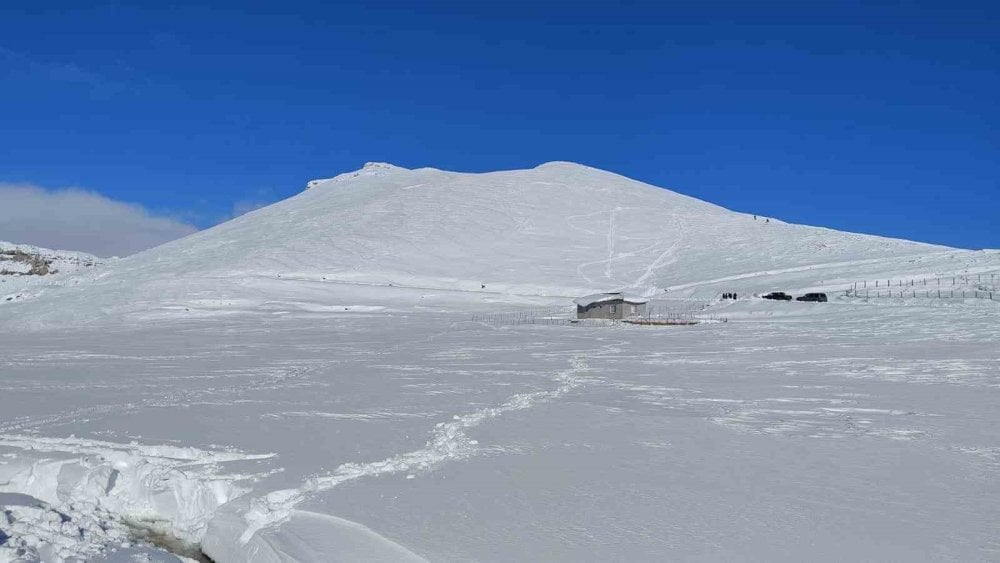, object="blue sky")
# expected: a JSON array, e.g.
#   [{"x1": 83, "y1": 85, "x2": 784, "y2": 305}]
[{"x1": 1, "y1": 1, "x2": 998, "y2": 254}]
